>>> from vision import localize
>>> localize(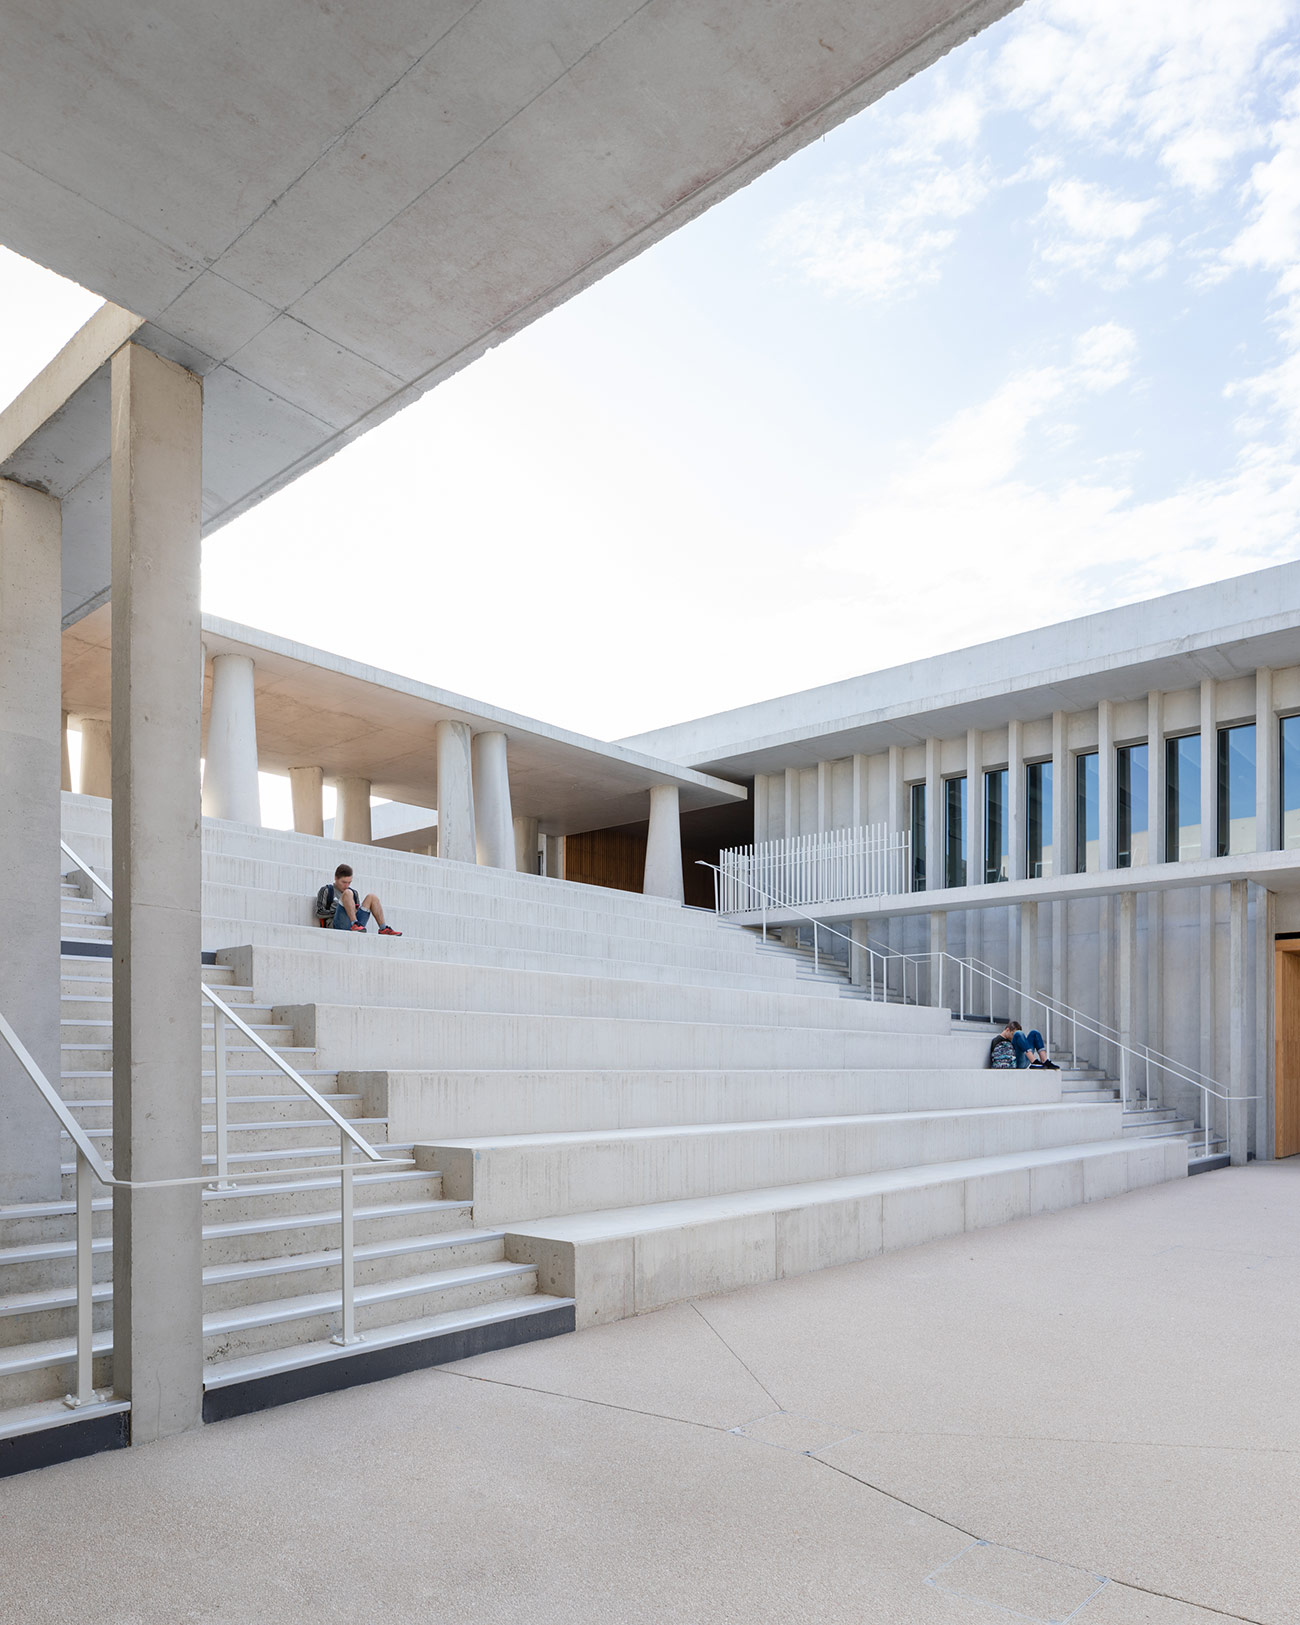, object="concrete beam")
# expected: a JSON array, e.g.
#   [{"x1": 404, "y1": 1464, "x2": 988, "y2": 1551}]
[{"x1": 109, "y1": 343, "x2": 204, "y2": 1442}]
